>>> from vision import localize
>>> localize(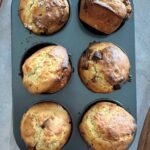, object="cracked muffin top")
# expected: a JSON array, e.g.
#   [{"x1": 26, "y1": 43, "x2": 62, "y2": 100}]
[
  {"x1": 78, "y1": 42, "x2": 130, "y2": 93},
  {"x1": 79, "y1": 101, "x2": 136, "y2": 150},
  {"x1": 22, "y1": 45, "x2": 72, "y2": 94},
  {"x1": 79, "y1": 0, "x2": 132, "y2": 34},
  {"x1": 20, "y1": 102, "x2": 72, "y2": 150},
  {"x1": 19, "y1": 0, "x2": 70, "y2": 34}
]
